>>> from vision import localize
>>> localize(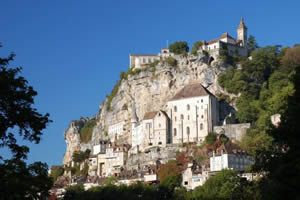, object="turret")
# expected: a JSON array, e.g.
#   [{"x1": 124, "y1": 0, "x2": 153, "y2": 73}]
[{"x1": 237, "y1": 18, "x2": 247, "y2": 47}]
